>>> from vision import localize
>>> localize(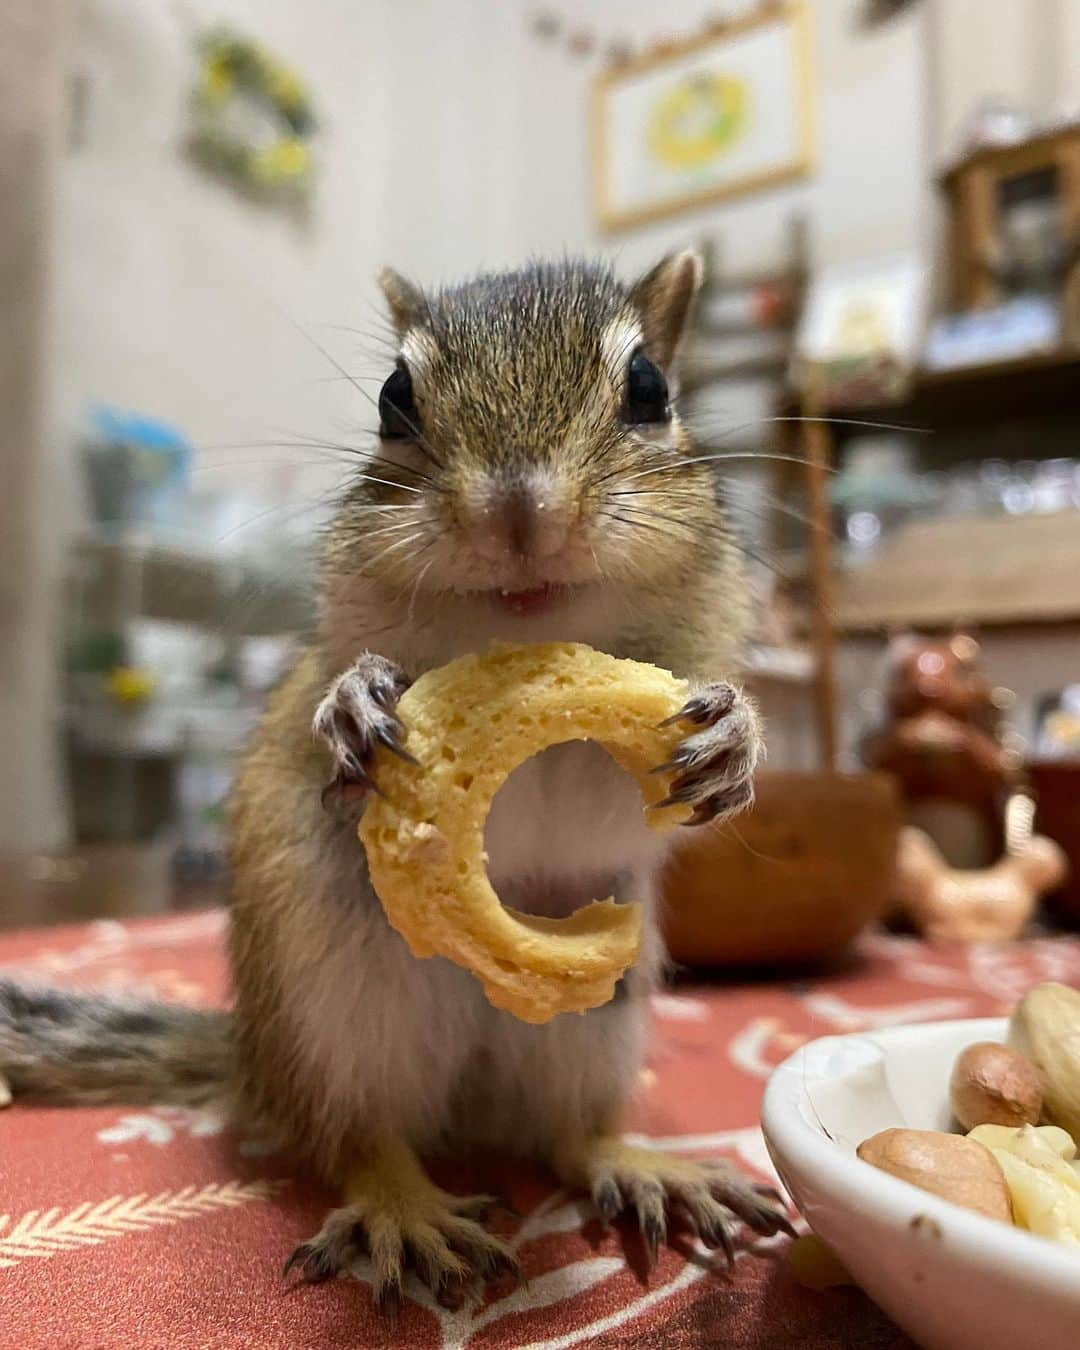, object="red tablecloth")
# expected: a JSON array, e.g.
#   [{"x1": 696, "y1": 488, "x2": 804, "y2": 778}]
[{"x1": 2, "y1": 913, "x2": 1079, "y2": 1349}]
